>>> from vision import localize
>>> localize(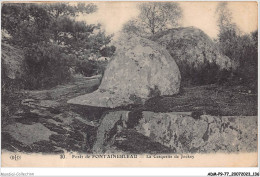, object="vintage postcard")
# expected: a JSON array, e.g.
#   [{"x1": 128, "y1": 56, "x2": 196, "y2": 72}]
[{"x1": 1, "y1": 1, "x2": 258, "y2": 169}]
